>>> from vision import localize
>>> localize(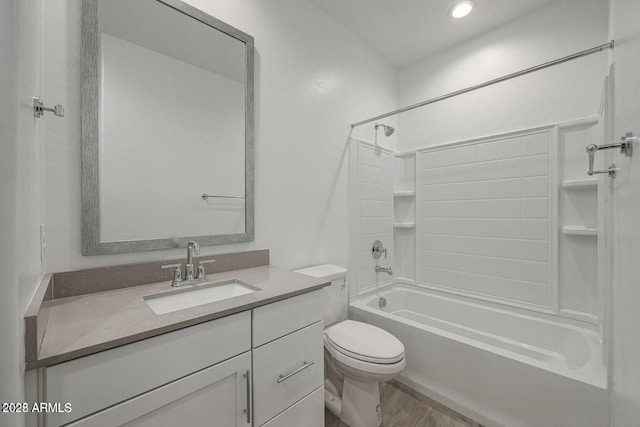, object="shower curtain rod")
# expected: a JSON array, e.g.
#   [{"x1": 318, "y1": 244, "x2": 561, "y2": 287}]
[{"x1": 350, "y1": 41, "x2": 615, "y2": 129}]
